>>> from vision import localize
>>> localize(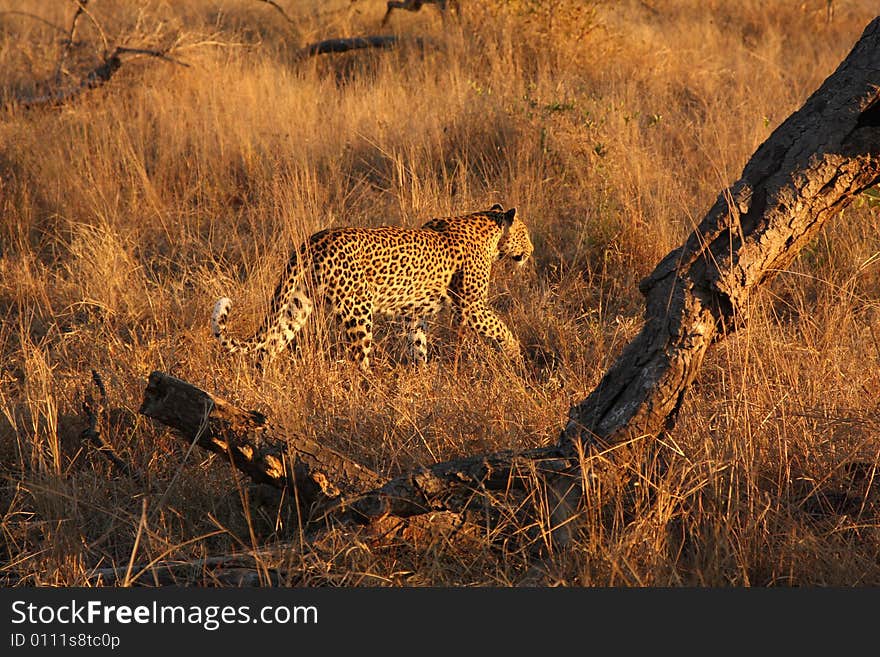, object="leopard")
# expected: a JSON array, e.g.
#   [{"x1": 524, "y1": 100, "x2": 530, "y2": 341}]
[{"x1": 211, "y1": 204, "x2": 533, "y2": 369}]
